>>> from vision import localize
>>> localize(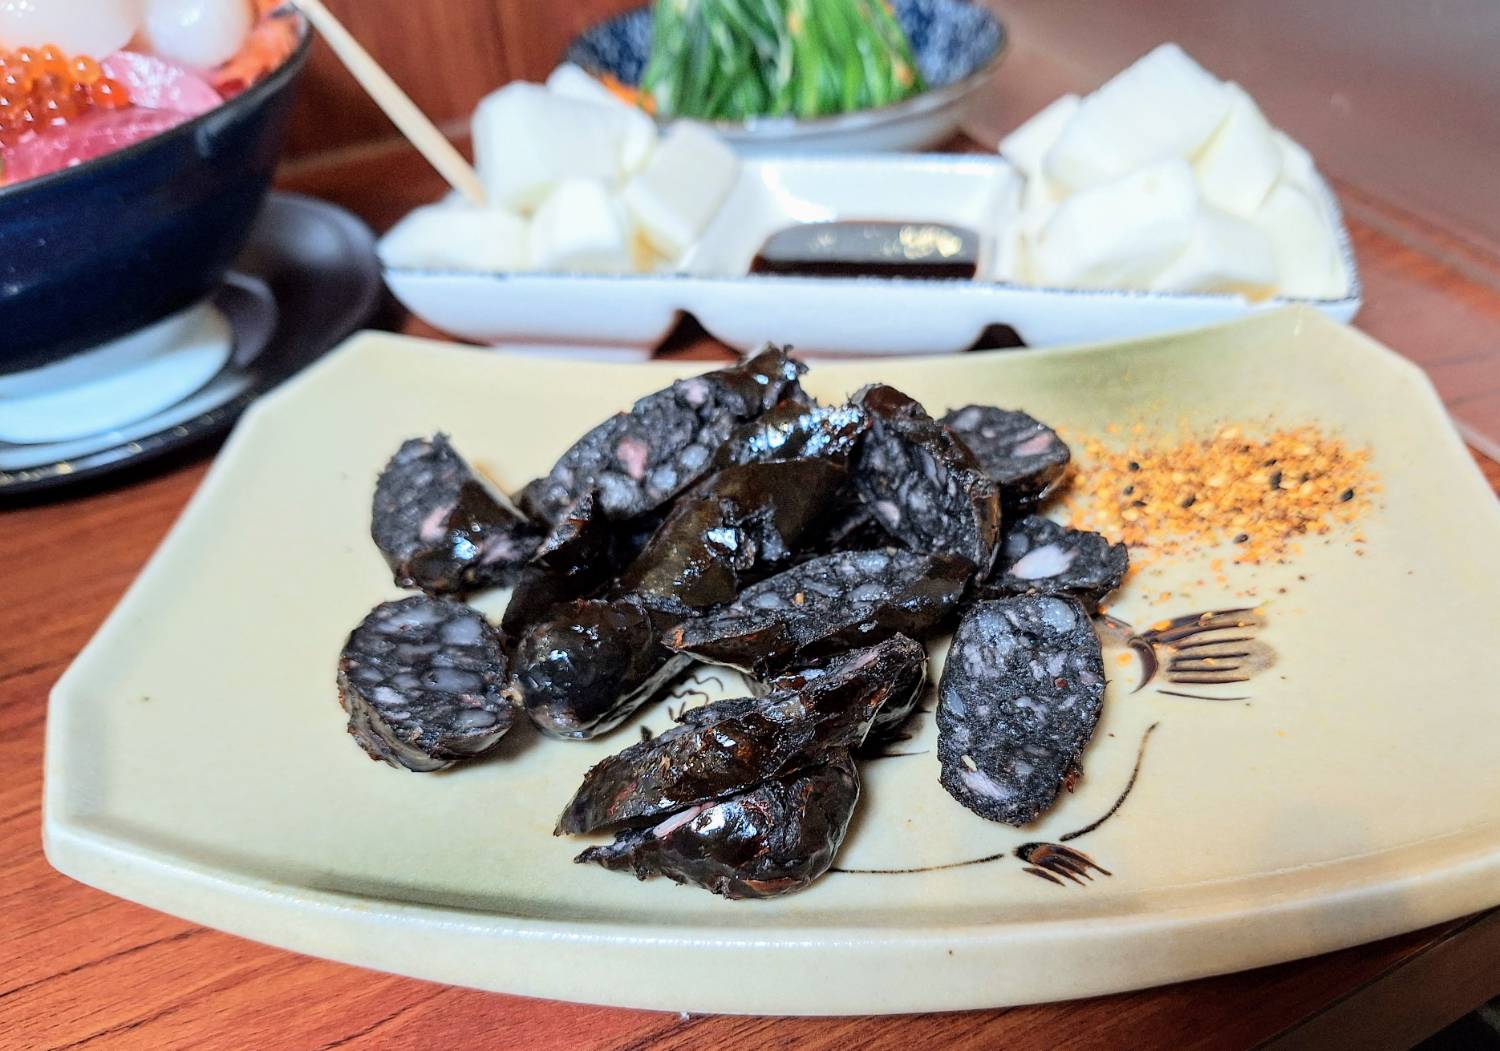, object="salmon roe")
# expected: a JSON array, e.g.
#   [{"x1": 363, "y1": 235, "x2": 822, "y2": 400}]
[{"x1": 0, "y1": 44, "x2": 132, "y2": 148}]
